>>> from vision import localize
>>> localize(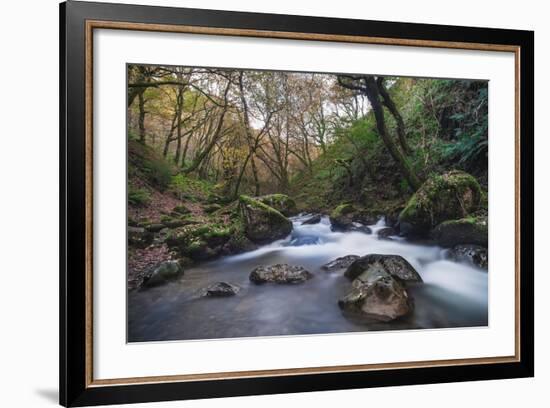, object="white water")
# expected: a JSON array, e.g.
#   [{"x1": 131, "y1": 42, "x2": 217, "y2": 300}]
[{"x1": 128, "y1": 215, "x2": 488, "y2": 342}]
